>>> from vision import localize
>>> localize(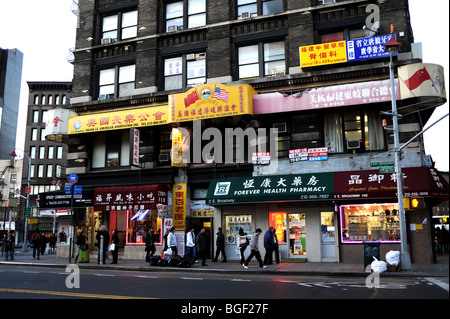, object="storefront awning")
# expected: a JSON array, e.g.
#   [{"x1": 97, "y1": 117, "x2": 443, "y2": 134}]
[
  {"x1": 94, "y1": 184, "x2": 168, "y2": 211},
  {"x1": 334, "y1": 167, "x2": 449, "y2": 200},
  {"x1": 206, "y1": 167, "x2": 448, "y2": 205}
]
